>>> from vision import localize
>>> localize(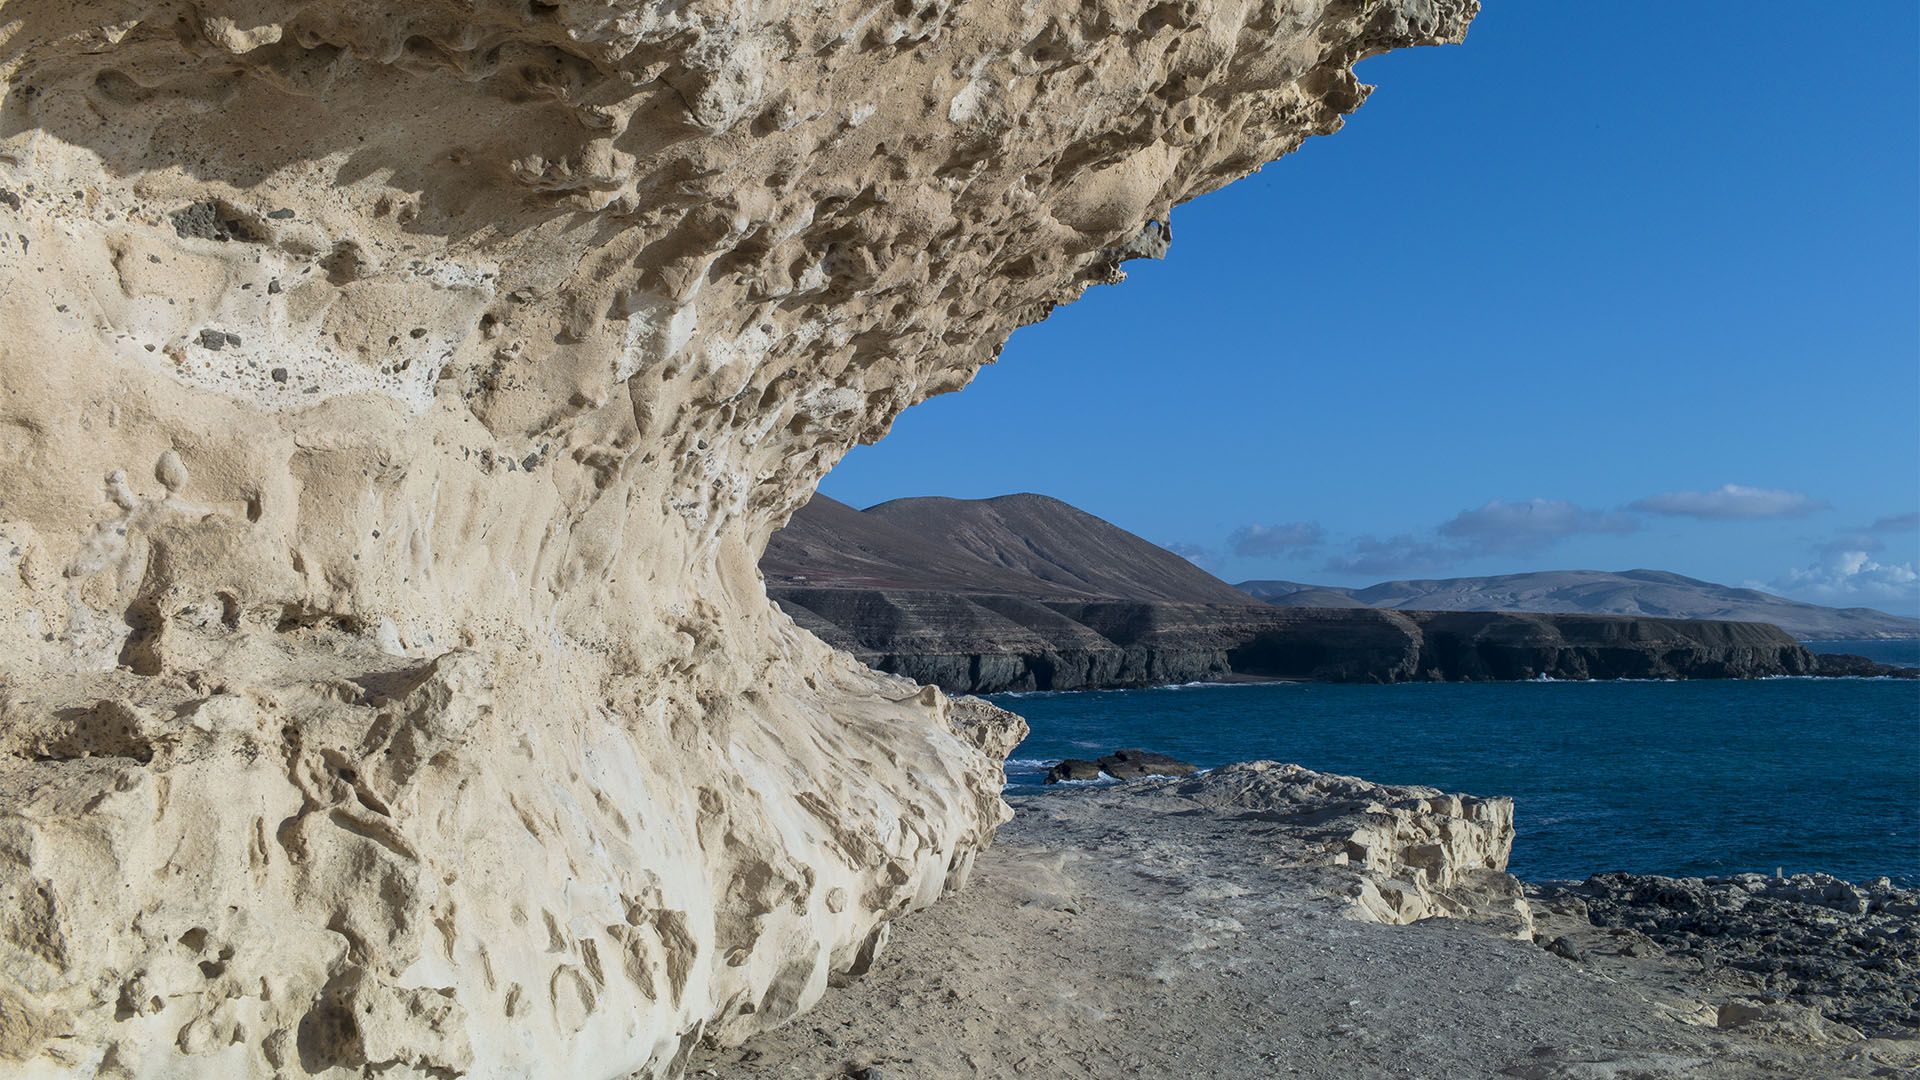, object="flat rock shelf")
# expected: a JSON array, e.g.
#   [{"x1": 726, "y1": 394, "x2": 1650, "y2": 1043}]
[{"x1": 690, "y1": 770, "x2": 1920, "y2": 1080}]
